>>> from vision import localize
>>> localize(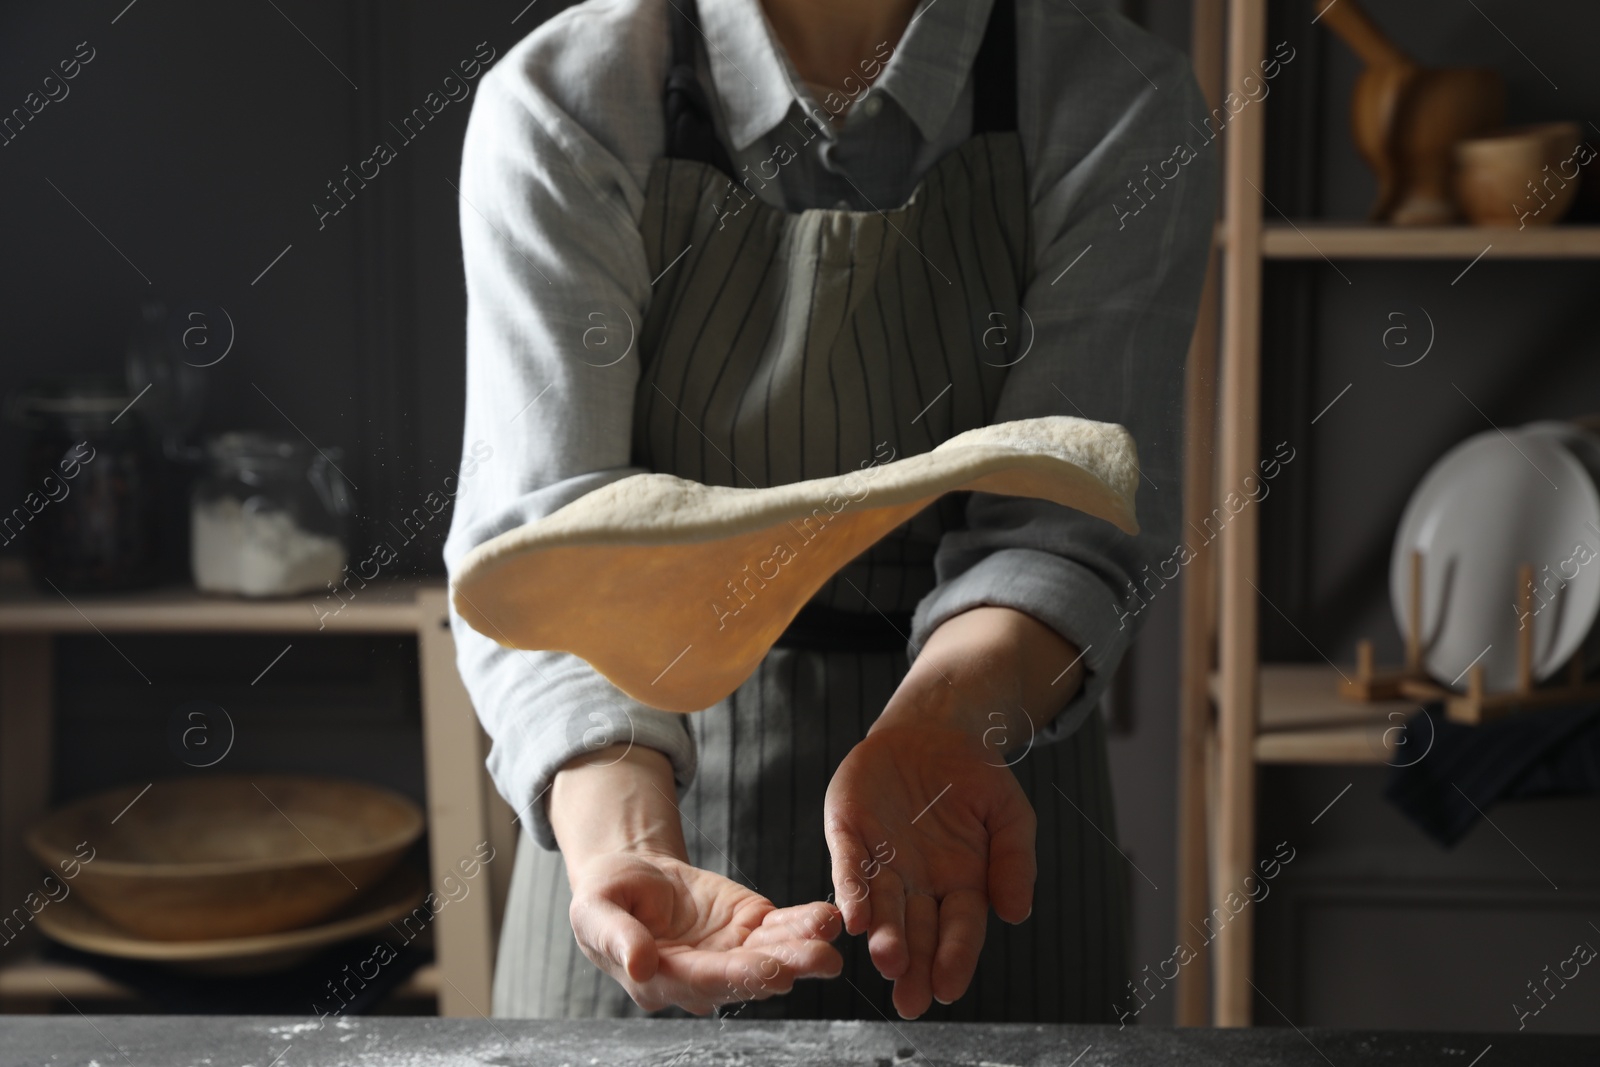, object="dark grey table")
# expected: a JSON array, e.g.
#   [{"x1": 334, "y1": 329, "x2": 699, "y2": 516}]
[{"x1": 1, "y1": 1018, "x2": 1594, "y2": 1066}]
